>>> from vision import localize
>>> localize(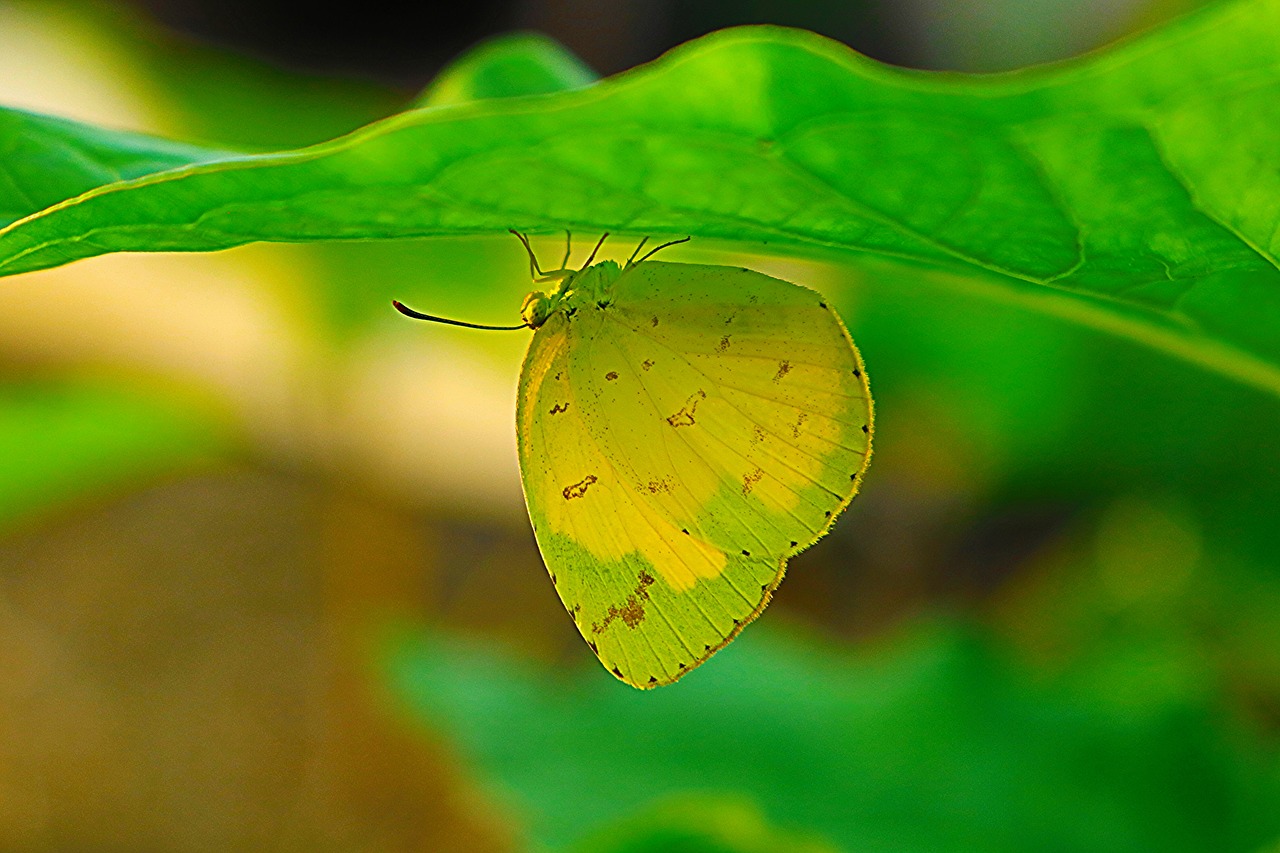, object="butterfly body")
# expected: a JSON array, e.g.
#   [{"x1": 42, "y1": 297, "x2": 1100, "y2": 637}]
[
  {"x1": 514, "y1": 253, "x2": 873, "y2": 688},
  {"x1": 520, "y1": 259, "x2": 621, "y2": 328}
]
